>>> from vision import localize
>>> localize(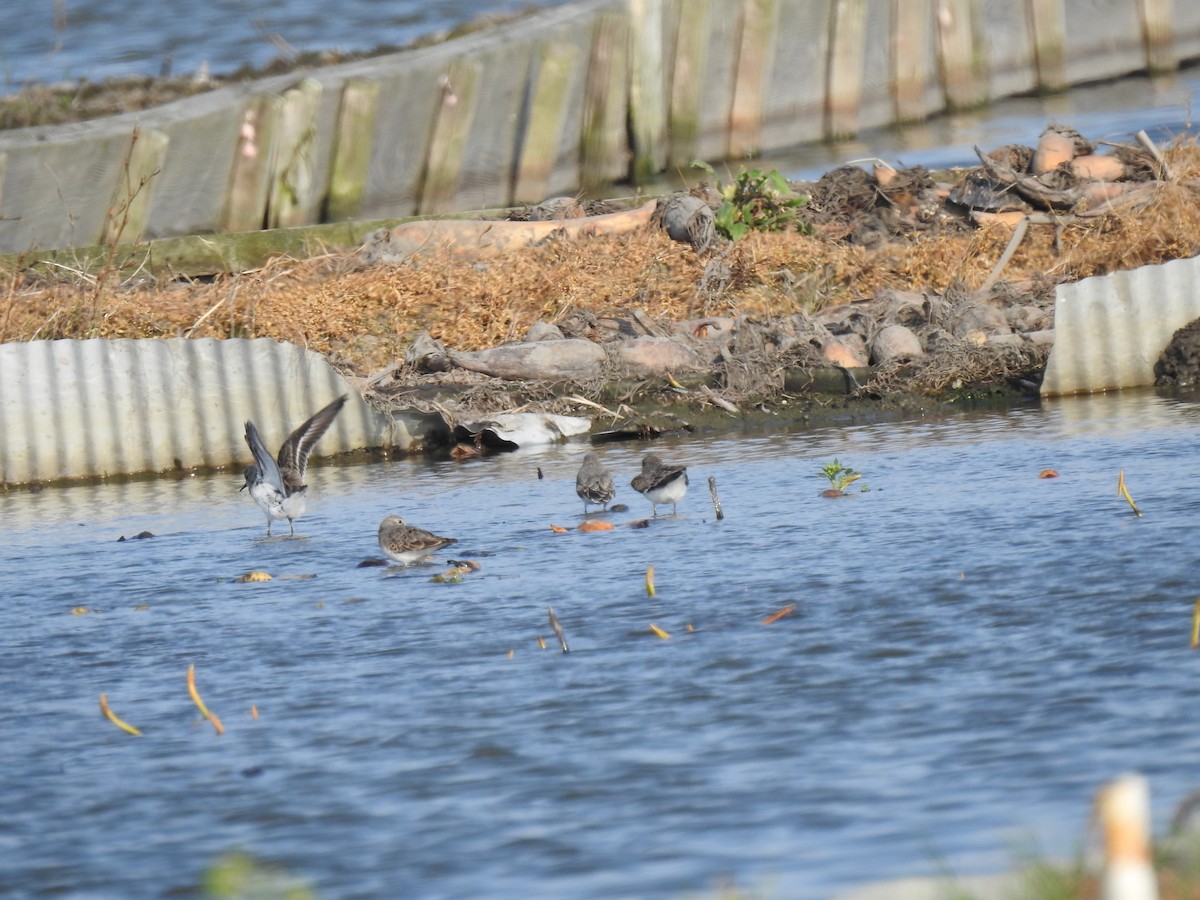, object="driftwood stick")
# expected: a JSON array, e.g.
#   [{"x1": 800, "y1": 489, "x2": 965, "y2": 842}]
[
  {"x1": 547, "y1": 606, "x2": 569, "y2": 653},
  {"x1": 707, "y1": 476, "x2": 724, "y2": 521},
  {"x1": 978, "y1": 215, "x2": 1029, "y2": 294},
  {"x1": 1135, "y1": 129, "x2": 1172, "y2": 181}
]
